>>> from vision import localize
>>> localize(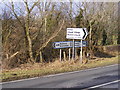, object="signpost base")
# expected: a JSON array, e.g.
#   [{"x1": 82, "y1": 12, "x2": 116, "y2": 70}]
[
  {"x1": 72, "y1": 39, "x2": 75, "y2": 60},
  {"x1": 60, "y1": 49, "x2": 62, "y2": 62},
  {"x1": 80, "y1": 40, "x2": 83, "y2": 63},
  {"x1": 69, "y1": 48, "x2": 71, "y2": 61}
]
